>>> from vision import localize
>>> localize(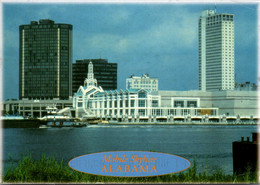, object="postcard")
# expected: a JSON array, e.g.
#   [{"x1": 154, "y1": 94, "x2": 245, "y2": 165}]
[{"x1": 1, "y1": 0, "x2": 259, "y2": 184}]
